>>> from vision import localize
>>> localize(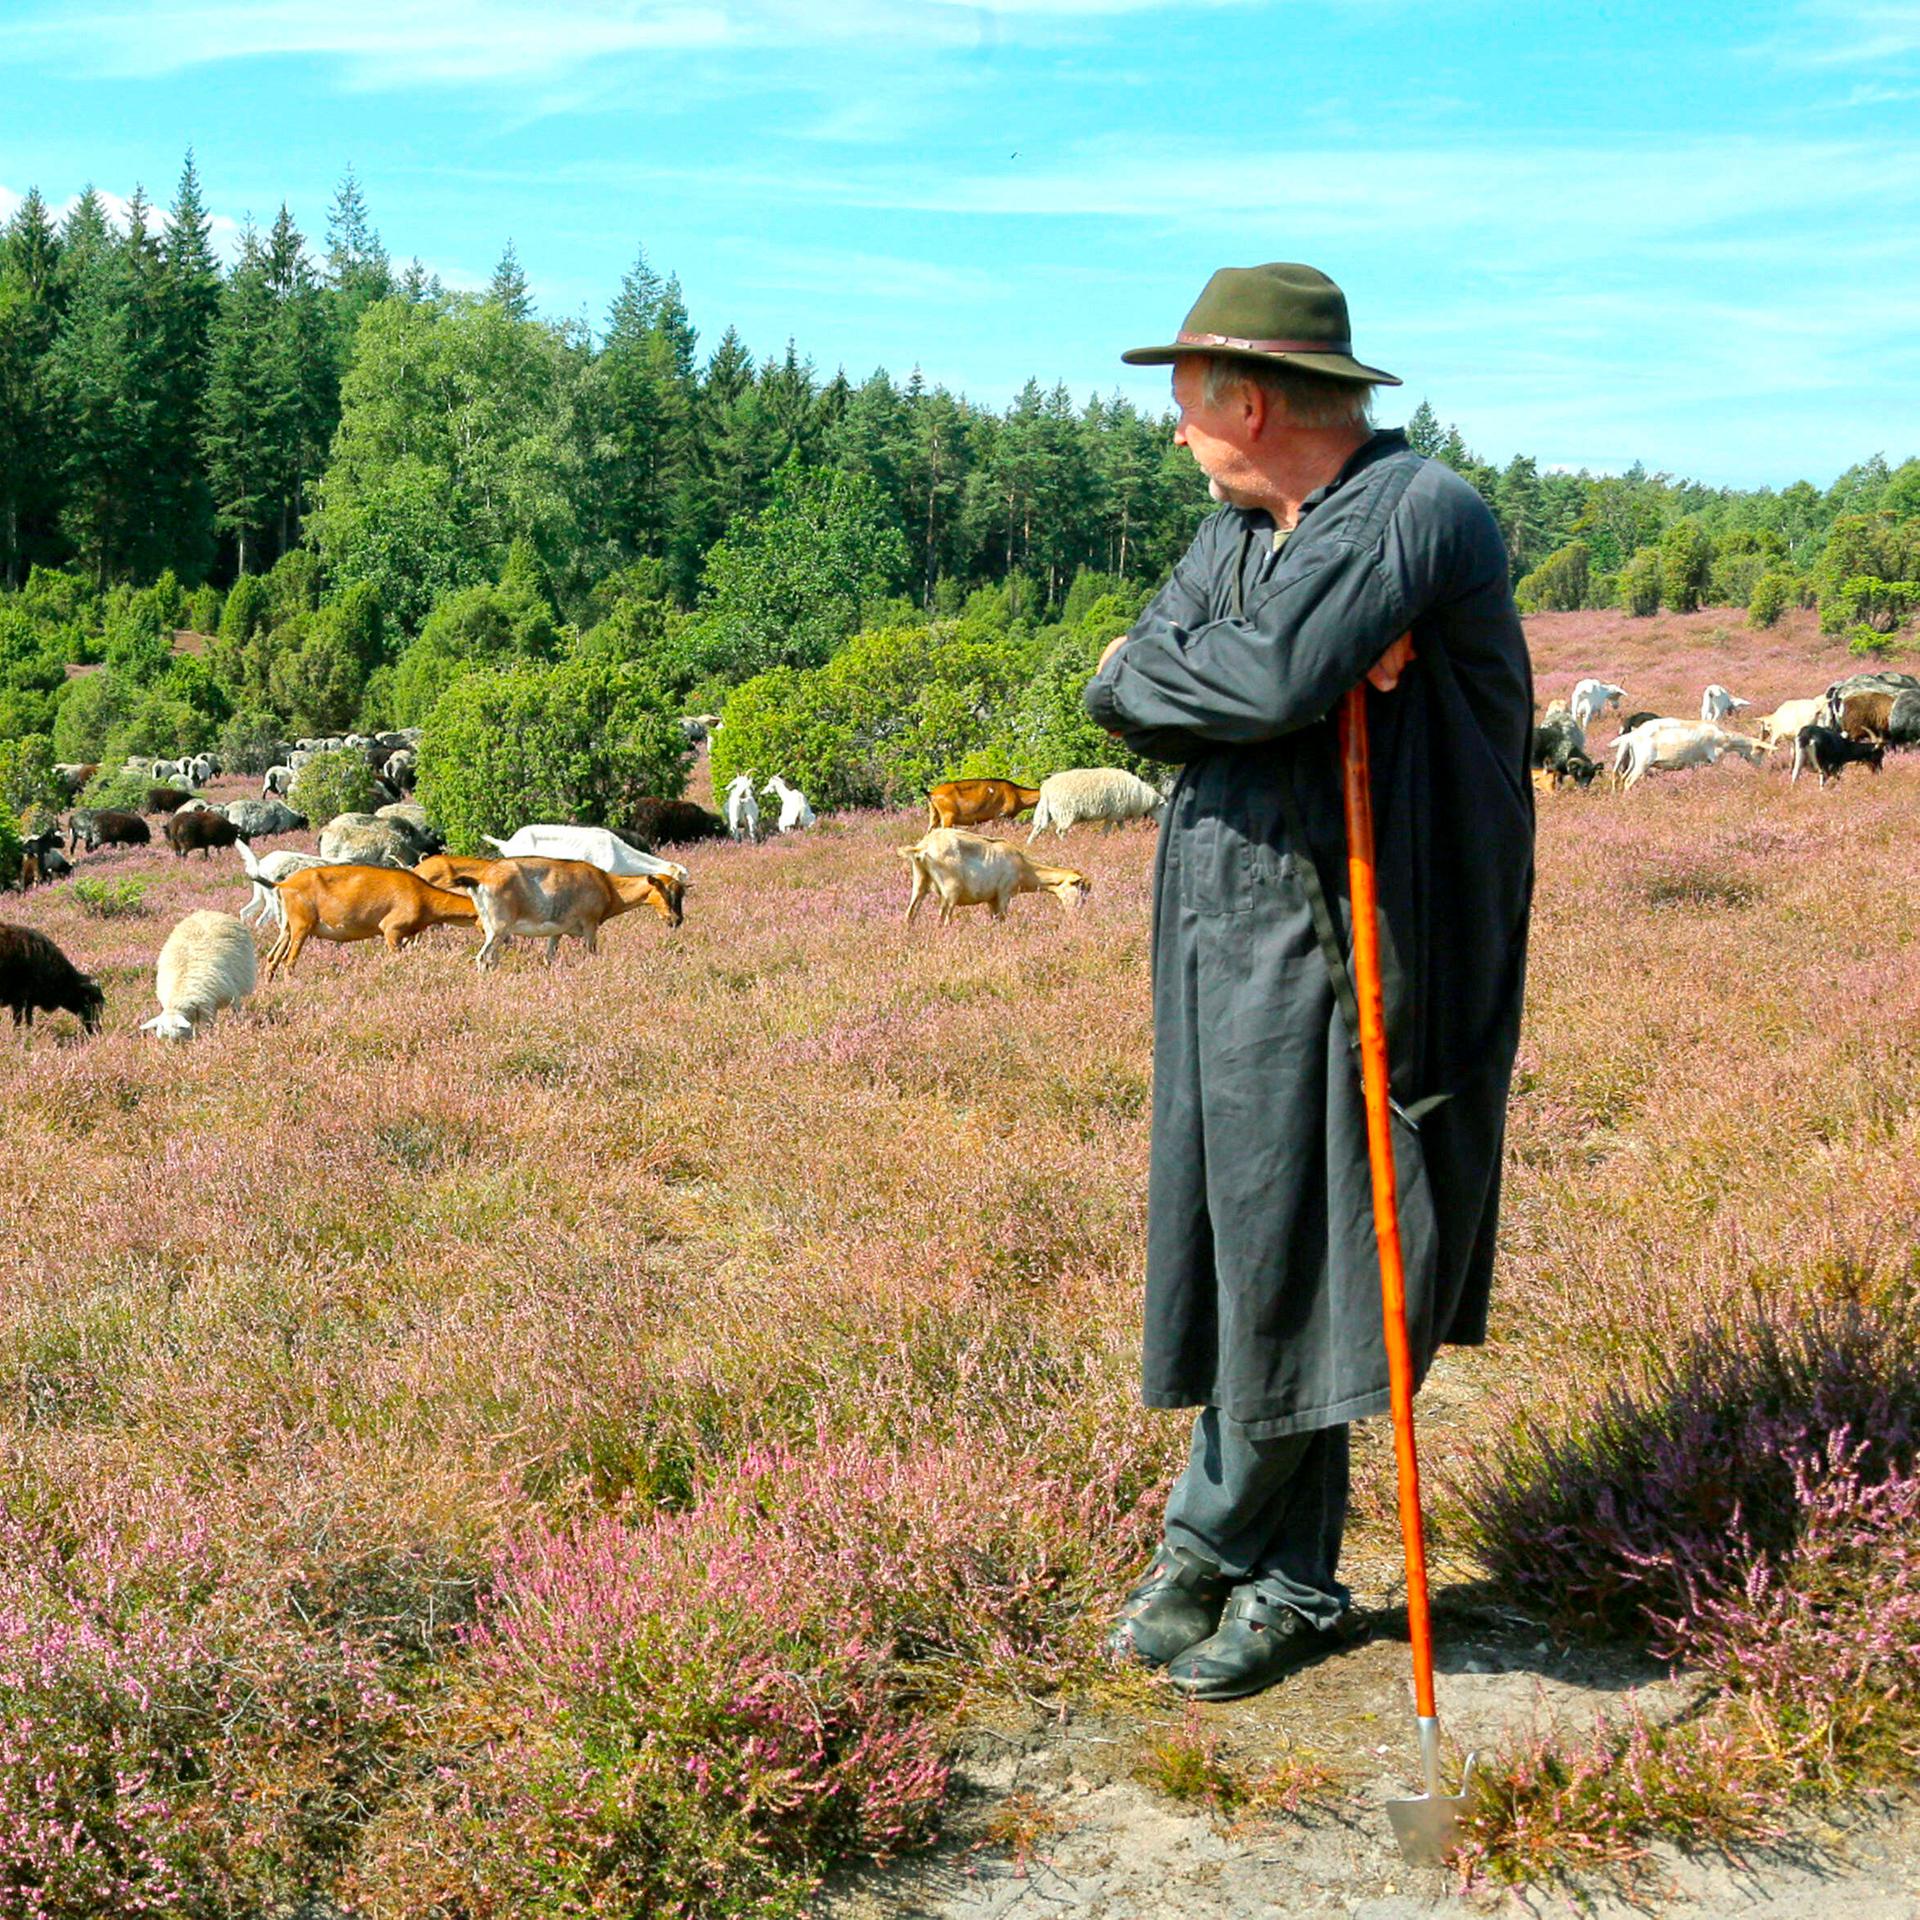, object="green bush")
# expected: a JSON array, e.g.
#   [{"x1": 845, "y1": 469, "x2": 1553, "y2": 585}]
[
  {"x1": 1515, "y1": 542, "x2": 1591, "y2": 614},
  {"x1": 102, "y1": 687, "x2": 217, "y2": 764},
  {"x1": 390, "y1": 584, "x2": 561, "y2": 727},
  {"x1": 1620, "y1": 547, "x2": 1664, "y2": 617},
  {"x1": 184, "y1": 583, "x2": 223, "y2": 635},
  {"x1": 415, "y1": 659, "x2": 690, "y2": 855},
  {"x1": 0, "y1": 734, "x2": 63, "y2": 817},
  {"x1": 1820, "y1": 575, "x2": 1917, "y2": 638},
  {"x1": 52, "y1": 671, "x2": 136, "y2": 761},
  {"x1": 1659, "y1": 519, "x2": 1715, "y2": 613},
  {"x1": 217, "y1": 708, "x2": 290, "y2": 776},
  {"x1": 1709, "y1": 550, "x2": 1767, "y2": 609},
  {"x1": 267, "y1": 583, "x2": 390, "y2": 736},
  {"x1": 288, "y1": 749, "x2": 381, "y2": 826},
  {"x1": 1748, "y1": 572, "x2": 1793, "y2": 629},
  {"x1": 77, "y1": 765, "x2": 152, "y2": 812},
  {"x1": 68, "y1": 874, "x2": 152, "y2": 918},
  {"x1": 0, "y1": 813, "x2": 19, "y2": 889}
]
